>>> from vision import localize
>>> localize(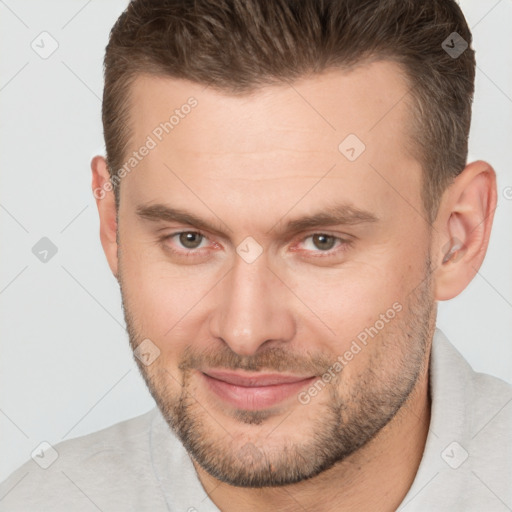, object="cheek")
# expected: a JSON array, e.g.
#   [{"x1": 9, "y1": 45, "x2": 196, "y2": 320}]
[
  {"x1": 119, "y1": 243, "x2": 219, "y2": 353},
  {"x1": 125, "y1": 268, "x2": 202, "y2": 328},
  {"x1": 281, "y1": 243, "x2": 425, "y2": 354},
  {"x1": 283, "y1": 261, "x2": 397, "y2": 325}
]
